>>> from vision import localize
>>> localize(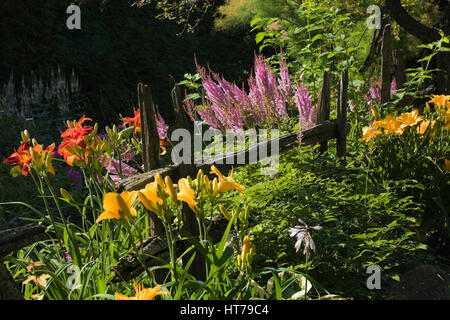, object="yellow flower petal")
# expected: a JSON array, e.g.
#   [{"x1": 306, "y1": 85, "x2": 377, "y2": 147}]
[
  {"x1": 177, "y1": 178, "x2": 197, "y2": 211},
  {"x1": 96, "y1": 210, "x2": 120, "y2": 223}
]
